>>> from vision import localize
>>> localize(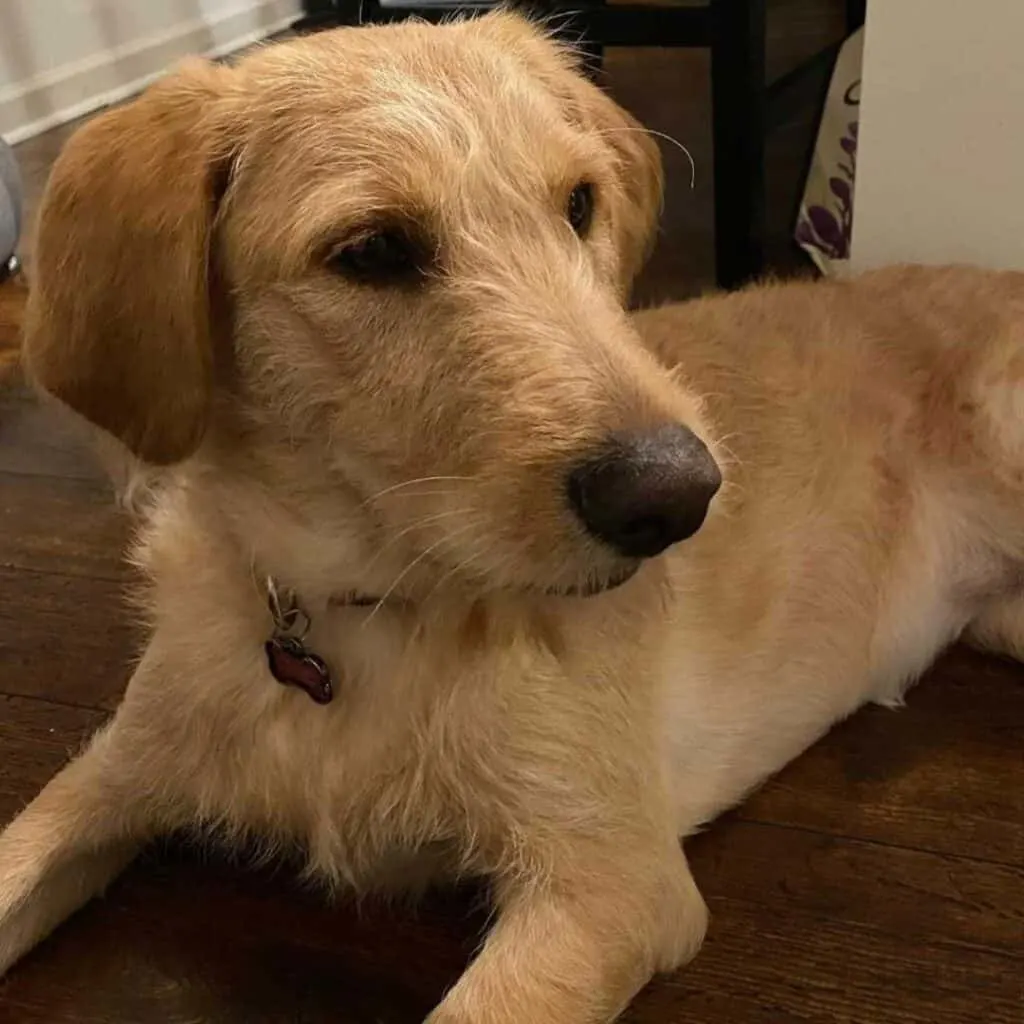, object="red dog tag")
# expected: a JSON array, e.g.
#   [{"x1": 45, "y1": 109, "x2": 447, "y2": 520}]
[{"x1": 265, "y1": 637, "x2": 333, "y2": 705}]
